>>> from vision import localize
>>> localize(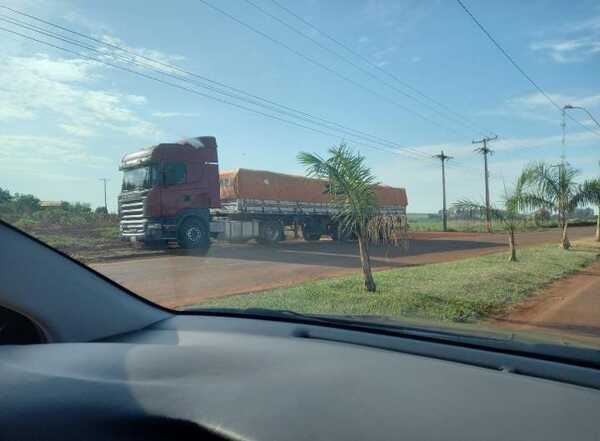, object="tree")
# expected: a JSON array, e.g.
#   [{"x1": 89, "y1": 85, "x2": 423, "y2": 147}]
[
  {"x1": 12, "y1": 193, "x2": 41, "y2": 215},
  {"x1": 533, "y1": 208, "x2": 551, "y2": 227},
  {"x1": 298, "y1": 144, "x2": 405, "y2": 292},
  {"x1": 0, "y1": 187, "x2": 11, "y2": 205},
  {"x1": 515, "y1": 162, "x2": 584, "y2": 249},
  {"x1": 95, "y1": 206, "x2": 109, "y2": 216},
  {"x1": 453, "y1": 187, "x2": 521, "y2": 262},
  {"x1": 581, "y1": 178, "x2": 600, "y2": 241}
]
